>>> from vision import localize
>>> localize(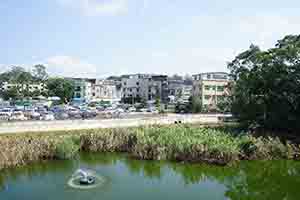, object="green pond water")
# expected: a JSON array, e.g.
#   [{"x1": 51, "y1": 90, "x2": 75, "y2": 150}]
[{"x1": 1, "y1": 153, "x2": 300, "y2": 200}]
